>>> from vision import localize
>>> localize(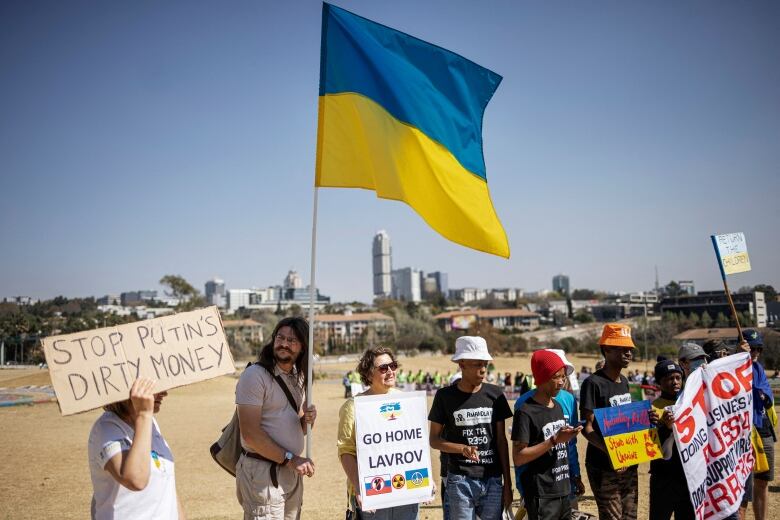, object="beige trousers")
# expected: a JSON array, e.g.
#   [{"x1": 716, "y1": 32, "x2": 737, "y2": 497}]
[{"x1": 236, "y1": 454, "x2": 303, "y2": 520}]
